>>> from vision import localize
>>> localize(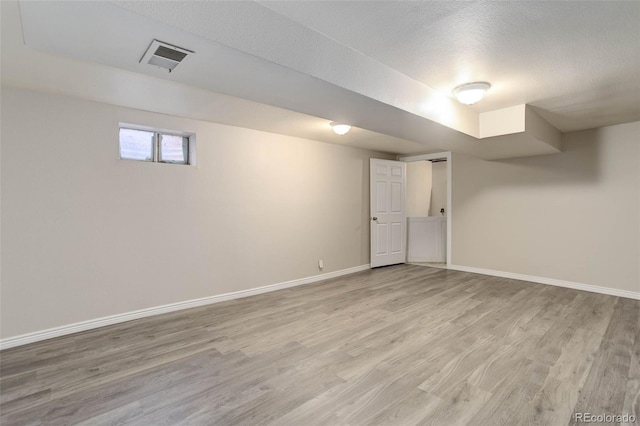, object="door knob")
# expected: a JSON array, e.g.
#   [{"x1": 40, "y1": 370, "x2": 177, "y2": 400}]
[{"x1": 372, "y1": 217, "x2": 378, "y2": 221}]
